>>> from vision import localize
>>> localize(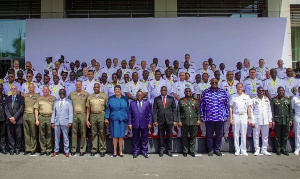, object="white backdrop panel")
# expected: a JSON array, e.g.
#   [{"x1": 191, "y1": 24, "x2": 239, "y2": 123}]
[{"x1": 26, "y1": 18, "x2": 287, "y2": 71}]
